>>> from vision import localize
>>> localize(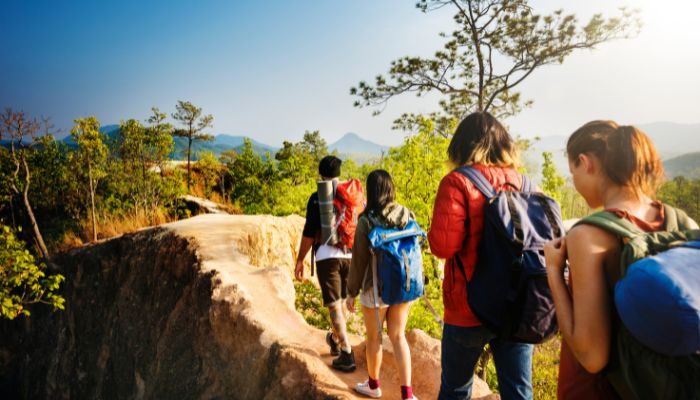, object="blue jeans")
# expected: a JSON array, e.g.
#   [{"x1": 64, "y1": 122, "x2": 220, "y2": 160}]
[{"x1": 438, "y1": 324, "x2": 533, "y2": 400}]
